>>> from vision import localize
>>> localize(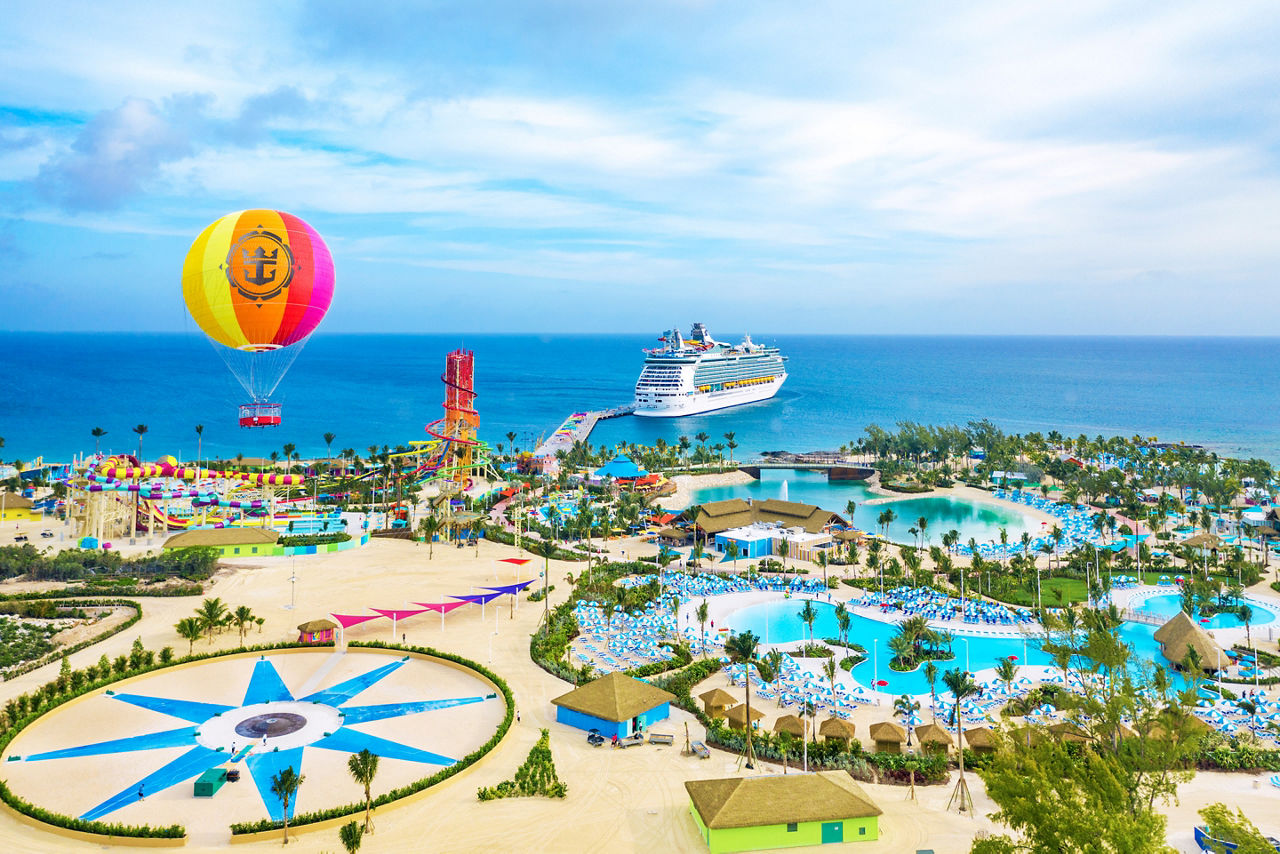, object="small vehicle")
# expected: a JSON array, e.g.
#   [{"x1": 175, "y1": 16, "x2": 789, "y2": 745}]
[
  {"x1": 13, "y1": 535, "x2": 28, "y2": 543},
  {"x1": 40, "y1": 530, "x2": 54, "y2": 539},
  {"x1": 615, "y1": 733, "x2": 644, "y2": 749},
  {"x1": 586, "y1": 729, "x2": 606, "y2": 747},
  {"x1": 690, "y1": 741, "x2": 710, "y2": 759}
]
